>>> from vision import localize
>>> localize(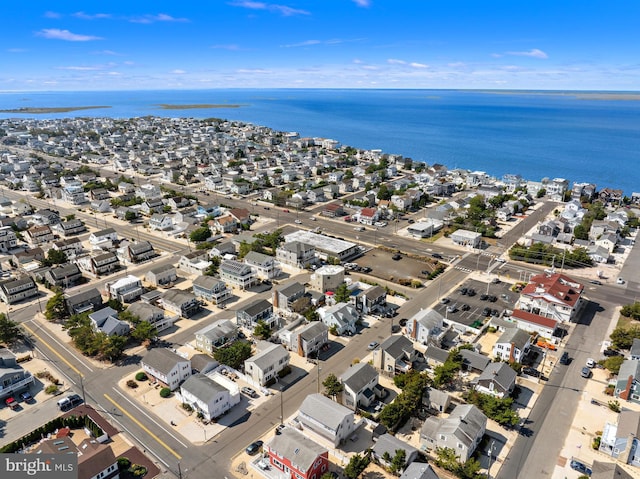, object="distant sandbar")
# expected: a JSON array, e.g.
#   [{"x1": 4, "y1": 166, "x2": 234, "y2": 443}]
[
  {"x1": 475, "y1": 90, "x2": 640, "y2": 101},
  {"x1": 0, "y1": 106, "x2": 111, "y2": 114},
  {"x1": 157, "y1": 103, "x2": 243, "y2": 110}
]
